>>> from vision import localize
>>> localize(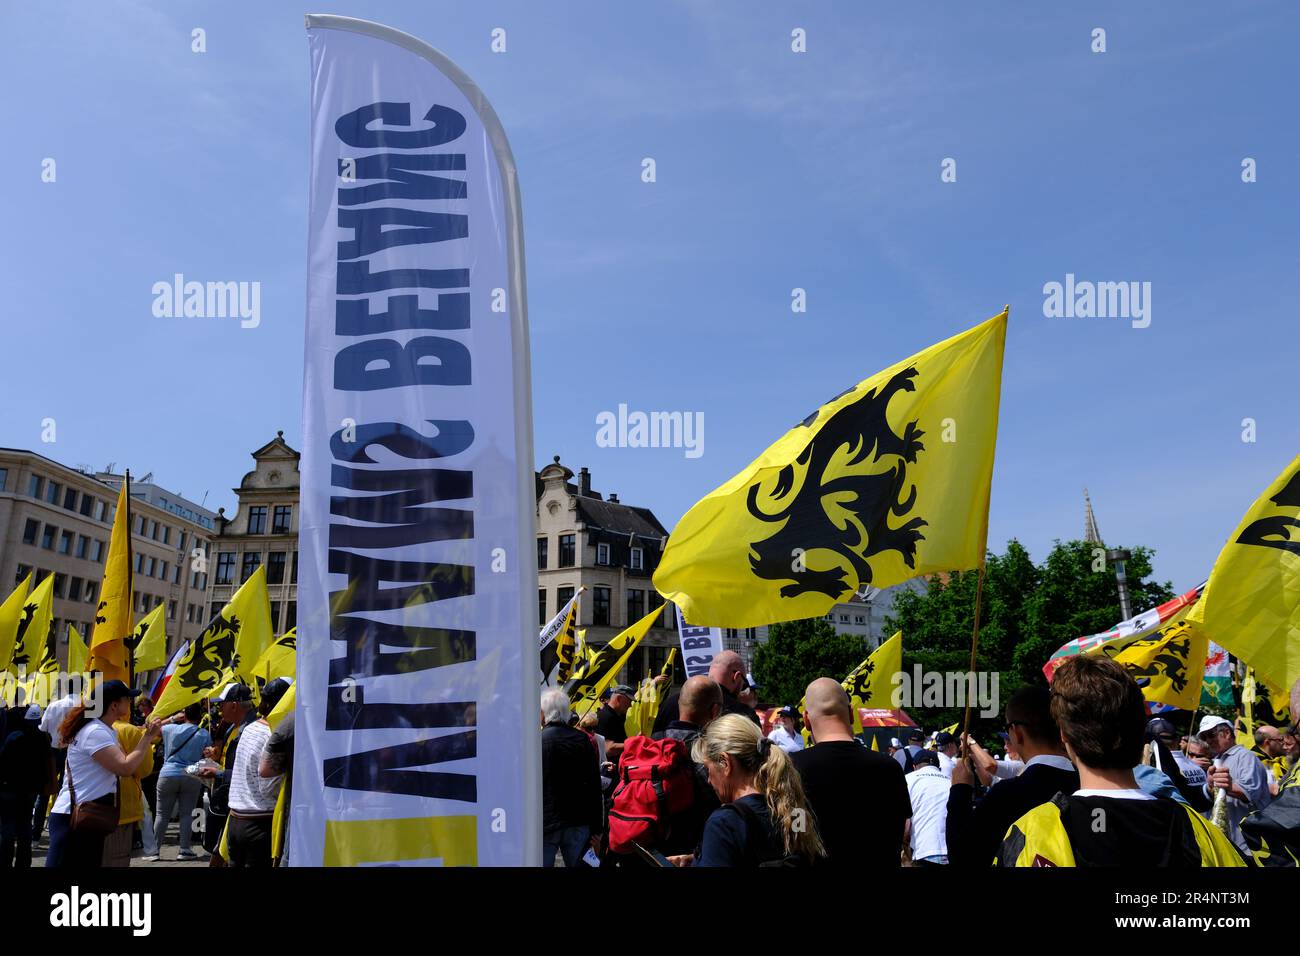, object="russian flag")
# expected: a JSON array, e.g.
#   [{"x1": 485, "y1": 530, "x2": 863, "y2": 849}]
[{"x1": 150, "y1": 641, "x2": 189, "y2": 704}]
